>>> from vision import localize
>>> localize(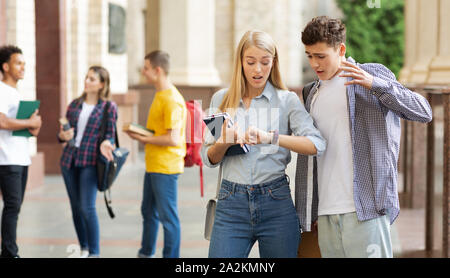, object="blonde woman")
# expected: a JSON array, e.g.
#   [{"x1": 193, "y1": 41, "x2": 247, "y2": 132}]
[{"x1": 201, "y1": 30, "x2": 326, "y2": 258}]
